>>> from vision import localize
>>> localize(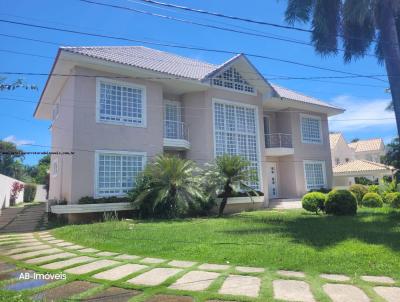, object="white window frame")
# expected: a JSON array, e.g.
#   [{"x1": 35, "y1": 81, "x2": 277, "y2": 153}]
[
  {"x1": 303, "y1": 160, "x2": 327, "y2": 191},
  {"x1": 212, "y1": 98, "x2": 263, "y2": 191},
  {"x1": 94, "y1": 150, "x2": 147, "y2": 198},
  {"x1": 300, "y1": 113, "x2": 323, "y2": 144},
  {"x1": 52, "y1": 158, "x2": 58, "y2": 177},
  {"x1": 211, "y1": 67, "x2": 257, "y2": 96},
  {"x1": 96, "y1": 78, "x2": 147, "y2": 128}
]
